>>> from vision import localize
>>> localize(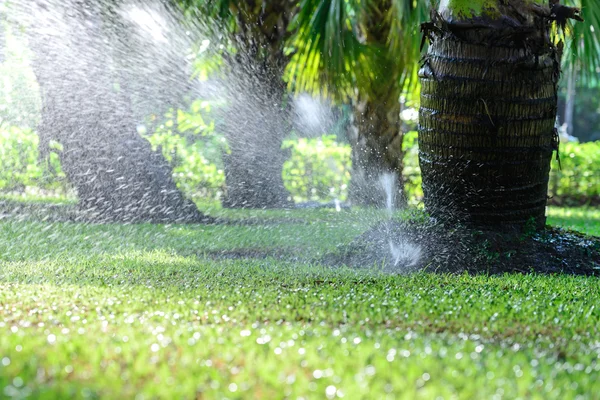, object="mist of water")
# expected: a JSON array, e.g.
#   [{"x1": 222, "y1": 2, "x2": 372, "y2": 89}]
[{"x1": 4, "y1": 0, "x2": 344, "y2": 212}]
